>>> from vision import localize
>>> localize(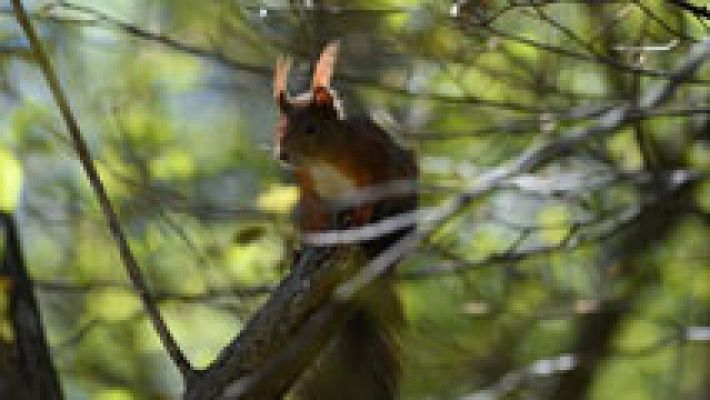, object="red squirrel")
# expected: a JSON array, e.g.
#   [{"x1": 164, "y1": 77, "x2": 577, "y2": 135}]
[{"x1": 273, "y1": 42, "x2": 418, "y2": 400}]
